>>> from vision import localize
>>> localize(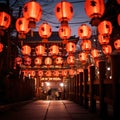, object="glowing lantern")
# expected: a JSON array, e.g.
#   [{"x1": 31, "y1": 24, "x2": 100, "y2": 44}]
[
  {"x1": 91, "y1": 48, "x2": 99, "y2": 59},
  {"x1": 15, "y1": 56, "x2": 22, "y2": 66},
  {"x1": 98, "y1": 34, "x2": 110, "y2": 45},
  {"x1": 38, "y1": 22, "x2": 52, "y2": 42},
  {"x1": 0, "y1": 11, "x2": 11, "y2": 30},
  {"x1": 37, "y1": 70, "x2": 43, "y2": 77},
  {"x1": 49, "y1": 45, "x2": 59, "y2": 56},
  {"x1": 78, "y1": 24, "x2": 92, "y2": 39},
  {"x1": 55, "y1": 56, "x2": 63, "y2": 65},
  {"x1": 66, "y1": 42, "x2": 76, "y2": 54},
  {"x1": 62, "y1": 70, "x2": 68, "y2": 77},
  {"x1": 44, "y1": 57, "x2": 52, "y2": 66},
  {"x1": 58, "y1": 25, "x2": 71, "y2": 43},
  {"x1": 34, "y1": 57, "x2": 42, "y2": 66},
  {"x1": 79, "y1": 52, "x2": 88, "y2": 63},
  {"x1": 23, "y1": 1, "x2": 42, "y2": 28},
  {"x1": 55, "y1": 1, "x2": 73, "y2": 24},
  {"x1": 21, "y1": 45, "x2": 31, "y2": 56},
  {"x1": 16, "y1": 17, "x2": 30, "y2": 39},
  {"x1": 118, "y1": 14, "x2": 120, "y2": 26},
  {"x1": 114, "y1": 39, "x2": 120, "y2": 52},
  {"x1": 67, "y1": 55, "x2": 75, "y2": 65},
  {"x1": 53, "y1": 70, "x2": 59, "y2": 77},
  {"x1": 98, "y1": 20, "x2": 112, "y2": 35},
  {"x1": 24, "y1": 56, "x2": 31, "y2": 66},
  {"x1": 84, "y1": 0, "x2": 105, "y2": 26},
  {"x1": 29, "y1": 70, "x2": 36, "y2": 77},
  {"x1": 69, "y1": 69, "x2": 75, "y2": 77},
  {"x1": 22, "y1": 70, "x2": 28, "y2": 77},
  {"x1": 117, "y1": 0, "x2": 120, "y2": 5},
  {"x1": 35, "y1": 45, "x2": 45, "y2": 56},
  {"x1": 81, "y1": 40, "x2": 92, "y2": 52},
  {"x1": 0, "y1": 43, "x2": 4, "y2": 52},
  {"x1": 102, "y1": 45, "x2": 112, "y2": 56},
  {"x1": 45, "y1": 70, "x2": 51, "y2": 77}
]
